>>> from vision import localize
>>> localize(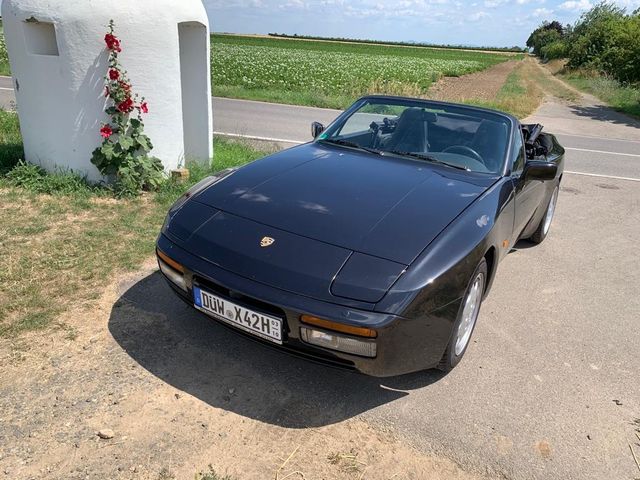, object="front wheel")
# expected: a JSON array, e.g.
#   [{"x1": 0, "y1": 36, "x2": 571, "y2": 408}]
[
  {"x1": 438, "y1": 259, "x2": 487, "y2": 372},
  {"x1": 529, "y1": 184, "x2": 559, "y2": 244}
]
